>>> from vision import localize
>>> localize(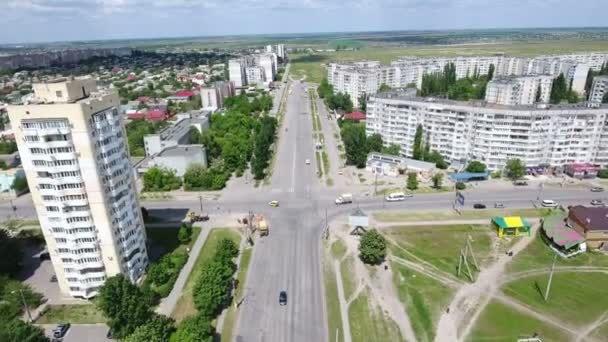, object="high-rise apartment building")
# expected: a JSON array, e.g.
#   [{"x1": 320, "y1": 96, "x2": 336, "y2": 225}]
[
  {"x1": 8, "y1": 78, "x2": 148, "y2": 299},
  {"x1": 258, "y1": 54, "x2": 276, "y2": 83},
  {"x1": 200, "y1": 81, "x2": 235, "y2": 111},
  {"x1": 228, "y1": 58, "x2": 247, "y2": 87},
  {"x1": 485, "y1": 75, "x2": 553, "y2": 106},
  {"x1": 589, "y1": 76, "x2": 608, "y2": 105}
]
